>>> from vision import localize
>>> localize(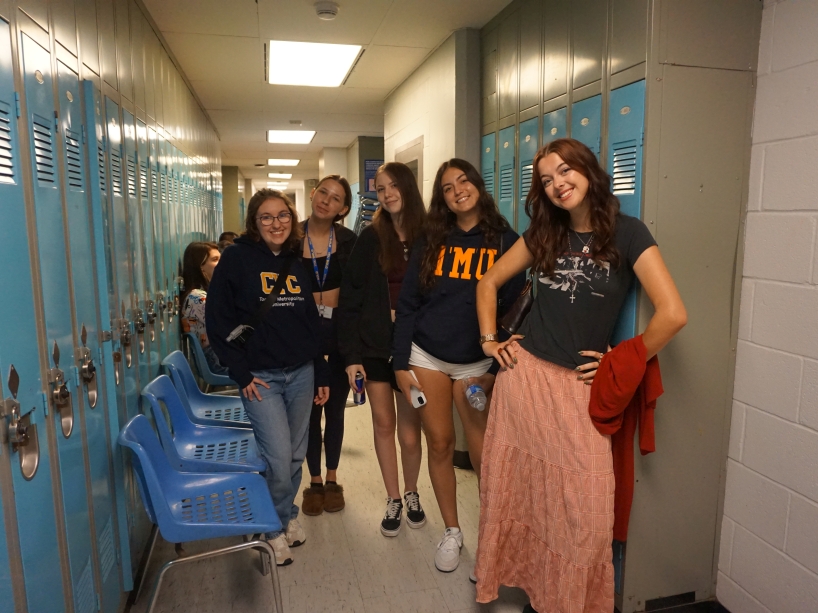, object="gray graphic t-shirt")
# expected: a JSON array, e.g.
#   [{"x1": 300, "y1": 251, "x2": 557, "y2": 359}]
[{"x1": 519, "y1": 214, "x2": 657, "y2": 370}]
